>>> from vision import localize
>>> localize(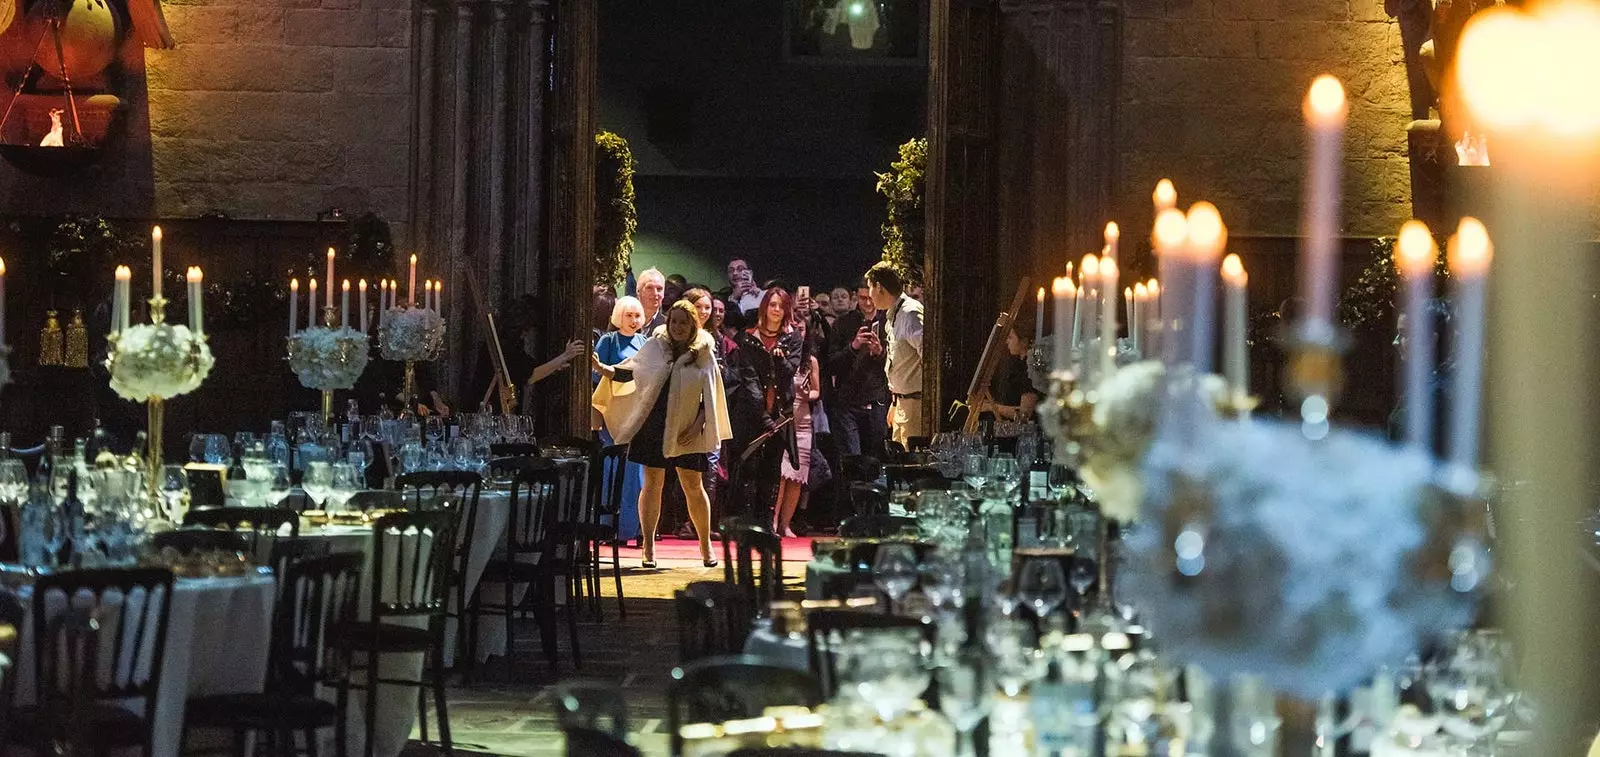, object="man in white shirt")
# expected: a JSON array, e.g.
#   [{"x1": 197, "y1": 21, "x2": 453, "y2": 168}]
[{"x1": 866, "y1": 262, "x2": 924, "y2": 446}]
